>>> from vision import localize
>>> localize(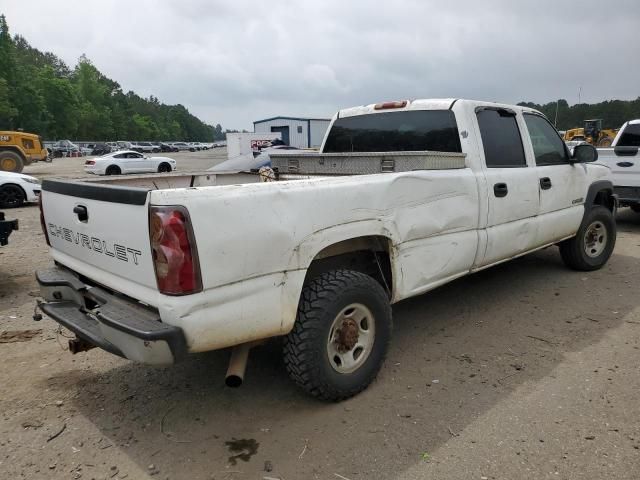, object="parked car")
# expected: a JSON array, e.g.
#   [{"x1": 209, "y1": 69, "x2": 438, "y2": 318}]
[
  {"x1": 0, "y1": 170, "x2": 41, "y2": 208},
  {"x1": 131, "y1": 142, "x2": 156, "y2": 154},
  {"x1": 596, "y1": 119, "x2": 640, "y2": 212},
  {"x1": 50, "y1": 139, "x2": 79, "y2": 158},
  {"x1": 160, "y1": 143, "x2": 178, "y2": 153},
  {"x1": 36, "y1": 98, "x2": 615, "y2": 401},
  {"x1": 171, "y1": 142, "x2": 191, "y2": 151},
  {"x1": 84, "y1": 150, "x2": 176, "y2": 175},
  {"x1": 91, "y1": 143, "x2": 112, "y2": 156},
  {"x1": 116, "y1": 141, "x2": 133, "y2": 150}
]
